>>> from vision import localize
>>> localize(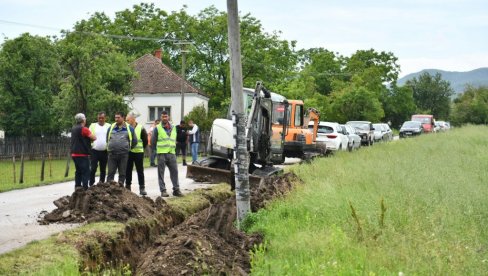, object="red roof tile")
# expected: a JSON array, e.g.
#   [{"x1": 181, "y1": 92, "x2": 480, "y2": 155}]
[{"x1": 131, "y1": 54, "x2": 208, "y2": 98}]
